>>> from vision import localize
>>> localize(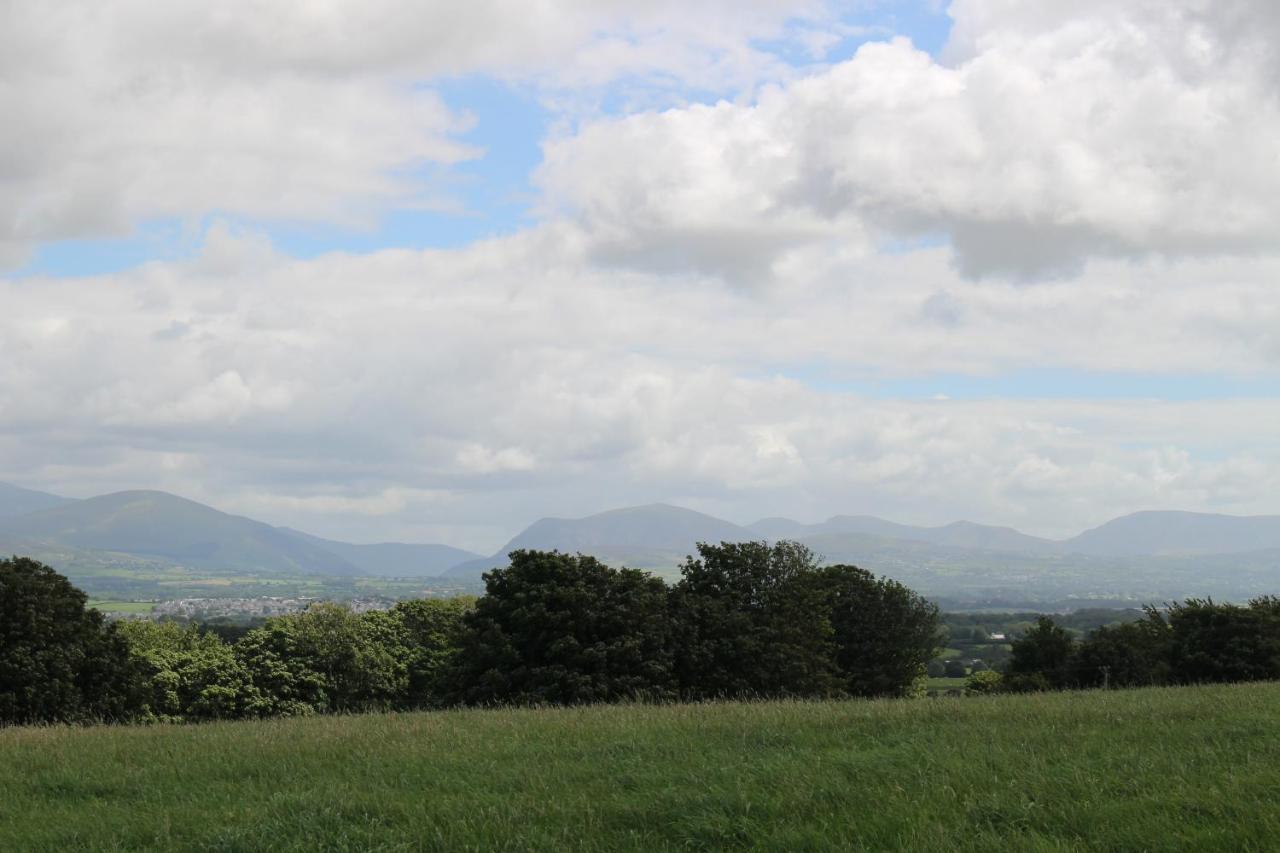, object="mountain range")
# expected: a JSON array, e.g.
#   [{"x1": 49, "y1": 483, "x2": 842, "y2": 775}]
[
  {"x1": 4, "y1": 480, "x2": 1280, "y2": 602},
  {"x1": 0, "y1": 488, "x2": 480, "y2": 578}
]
